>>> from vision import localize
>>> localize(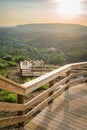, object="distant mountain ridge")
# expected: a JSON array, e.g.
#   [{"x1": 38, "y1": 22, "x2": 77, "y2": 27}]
[{"x1": 0, "y1": 23, "x2": 87, "y2": 64}]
